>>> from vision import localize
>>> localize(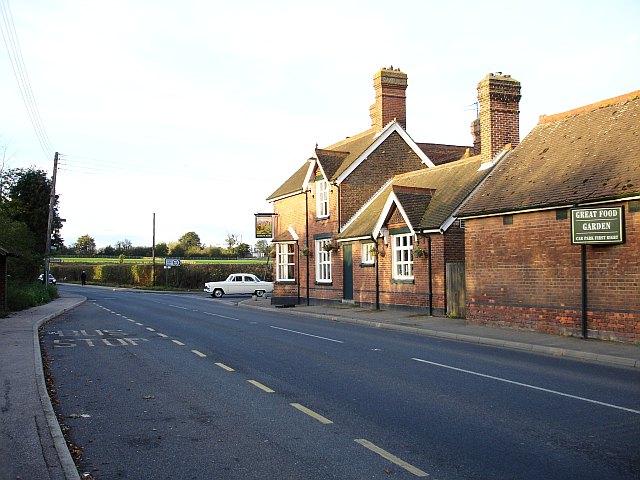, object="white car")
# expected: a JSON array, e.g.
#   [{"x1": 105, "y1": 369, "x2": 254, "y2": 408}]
[{"x1": 204, "y1": 273, "x2": 273, "y2": 298}]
